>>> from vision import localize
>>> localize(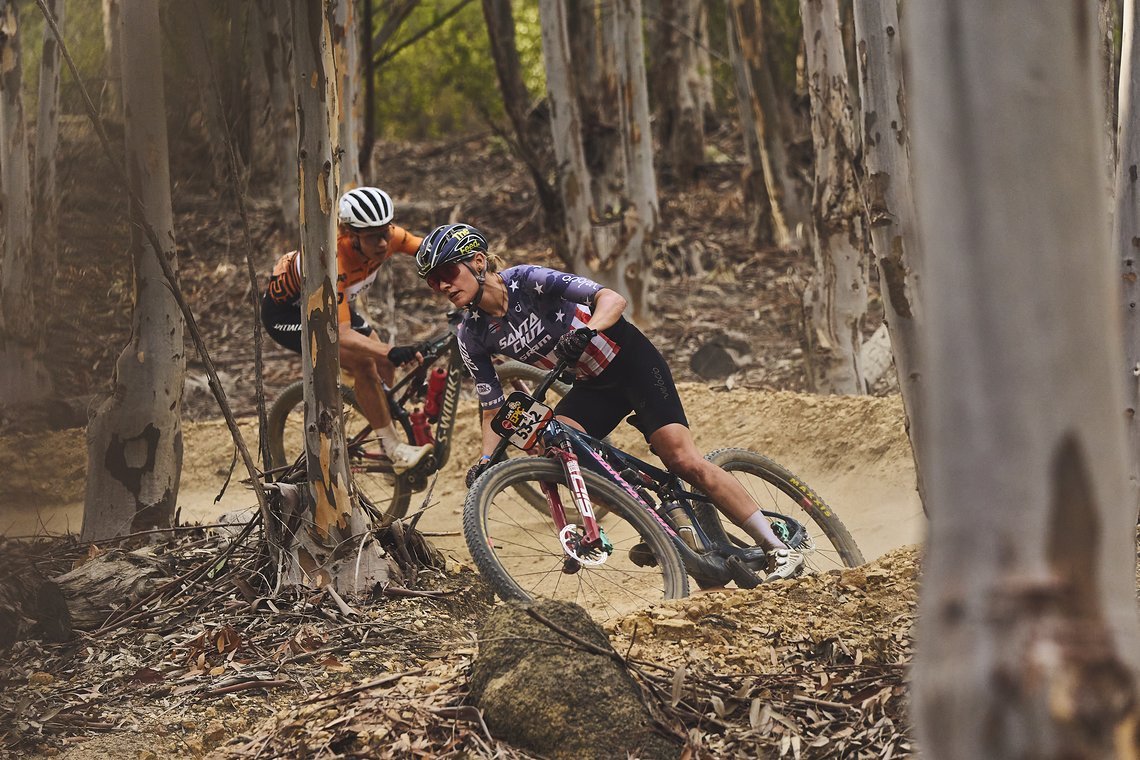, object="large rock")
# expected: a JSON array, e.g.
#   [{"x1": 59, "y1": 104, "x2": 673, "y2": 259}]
[{"x1": 469, "y1": 600, "x2": 680, "y2": 760}]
